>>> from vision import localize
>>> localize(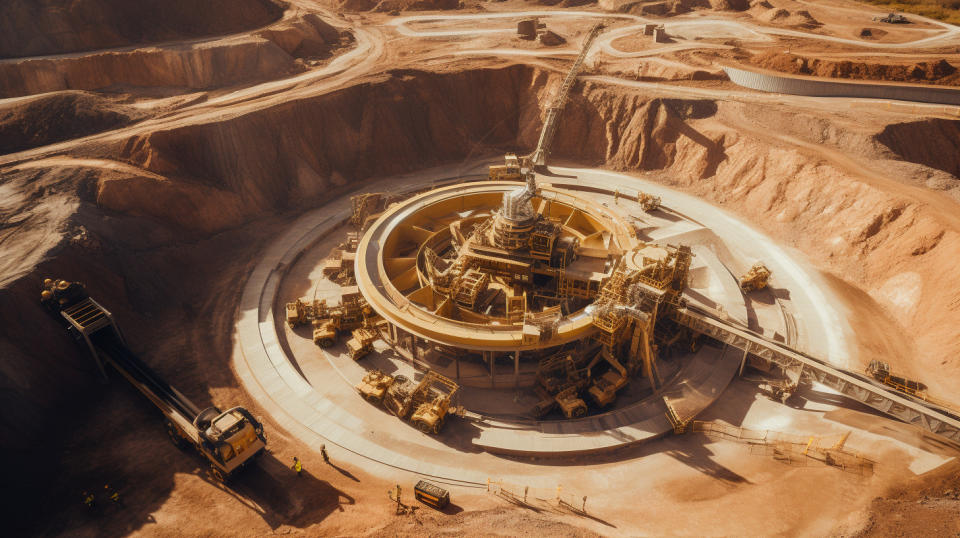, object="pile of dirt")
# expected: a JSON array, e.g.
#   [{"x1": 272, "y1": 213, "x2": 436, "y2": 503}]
[
  {"x1": 753, "y1": 5, "x2": 822, "y2": 29},
  {"x1": 0, "y1": 91, "x2": 143, "y2": 154},
  {"x1": 257, "y1": 12, "x2": 349, "y2": 59},
  {"x1": 539, "y1": 30, "x2": 568, "y2": 46},
  {"x1": 0, "y1": 0, "x2": 284, "y2": 59},
  {"x1": 876, "y1": 119, "x2": 960, "y2": 178},
  {"x1": 857, "y1": 26, "x2": 888, "y2": 39},
  {"x1": 750, "y1": 52, "x2": 960, "y2": 86},
  {"x1": 855, "y1": 460, "x2": 960, "y2": 536}
]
